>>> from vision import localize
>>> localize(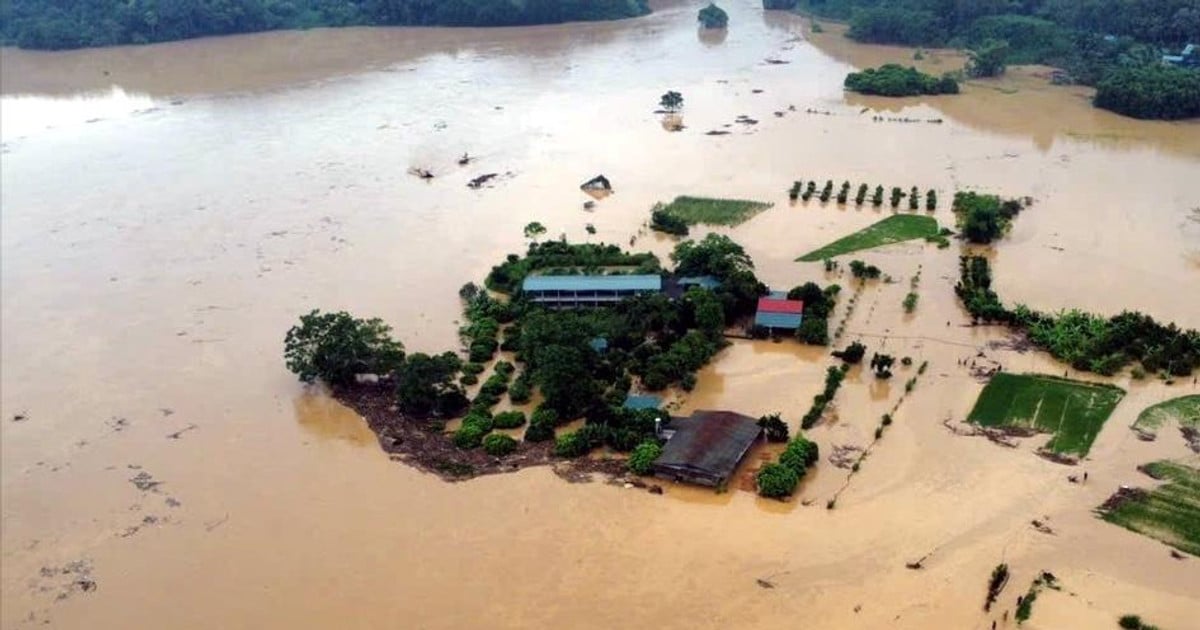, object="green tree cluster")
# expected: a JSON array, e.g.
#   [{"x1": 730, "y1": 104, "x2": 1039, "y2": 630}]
[
  {"x1": 756, "y1": 434, "x2": 819, "y2": 498},
  {"x1": 952, "y1": 191, "x2": 1024, "y2": 243},
  {"x1": 757, "y1": 413, "x2": 790, "y2": 442},
  {"x1": 283, "y1": 310, "x2": 405, "y2": 386},
  {"x1": 698, "y1": 3, "x2": 728, "y2": 29},
  {"x1": 957, "y1": 256, "x2": 1200, "y2": 376},
  {"x1": 844, "y1": 64, "x2": 959, "y2": 96},
  {"x1": 801, "y1": 365, "x2": 849, "y2": 429},
  {"x1": 1, "y1": 0, "x2": 652, "y2": 50},
  {"x1": 1094, "y1": 64, "x2": 1200, "y2": 120},
  {"x1": 627, "y1": 440, "x2": 663, "y2": 475}
]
